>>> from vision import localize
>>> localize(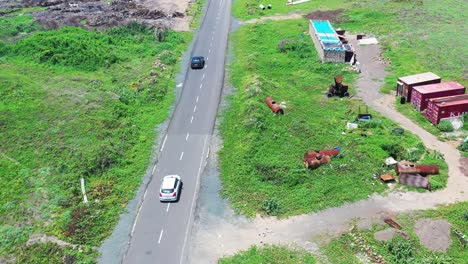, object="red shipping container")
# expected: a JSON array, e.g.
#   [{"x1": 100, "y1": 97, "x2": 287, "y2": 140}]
[
  {"x1": 426, "y1": 94, "x2": 468, "y2": 124},
  {"x1": 411, "y1": 82, "x2": 465, "y2": 111},
  {"x1": 396, "y1": 72, "x2": 441, "y2": 102}
]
